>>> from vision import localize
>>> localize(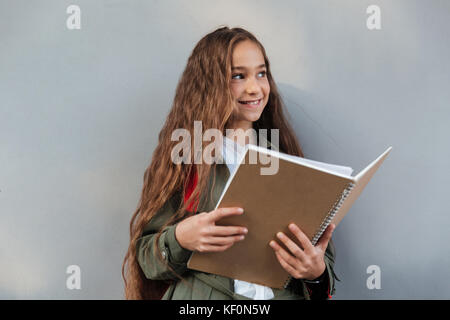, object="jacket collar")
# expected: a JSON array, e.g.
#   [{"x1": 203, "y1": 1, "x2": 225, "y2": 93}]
[{"x1": 215, "y1": 132, "x2": 276, "y2": 164}]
